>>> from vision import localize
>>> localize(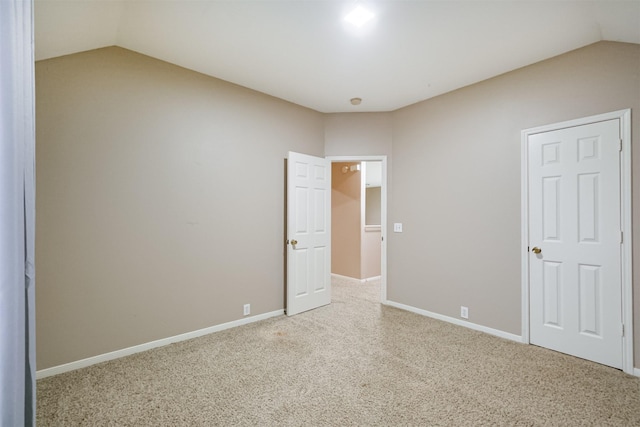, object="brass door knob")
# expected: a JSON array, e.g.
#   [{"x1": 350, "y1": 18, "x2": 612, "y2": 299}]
[
  {"x1": 291, "y1": 240, "x2": 298, "y2": 245},
  {"x1": 532, "y1": 247, "x2": 542, "y2": 254}
]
